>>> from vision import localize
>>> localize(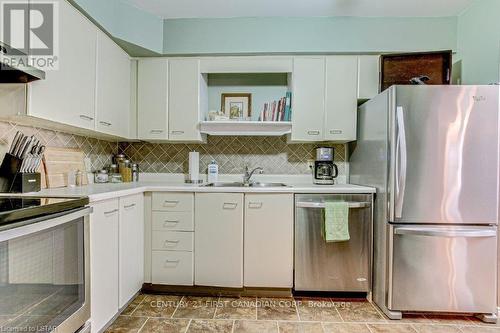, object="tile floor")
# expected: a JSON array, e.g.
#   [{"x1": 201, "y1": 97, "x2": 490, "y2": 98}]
[{"x1": 106, "y1": 294, "x2": 499, "y2": 333}]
